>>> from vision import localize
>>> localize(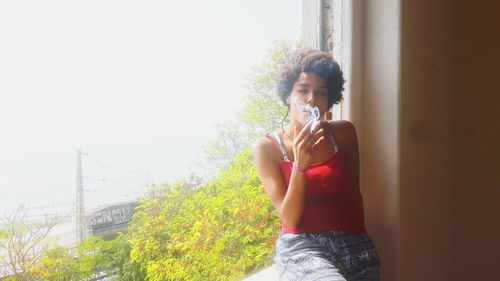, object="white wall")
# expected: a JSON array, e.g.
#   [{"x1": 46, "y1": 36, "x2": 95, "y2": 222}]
[
  {"x1": 452, "y1": 1, "x2": 500, "y2": 280},
  {"x1": 358, "y1": 1, "x2": 401, "y2": 280},
  {"x1": 359, "y1": 1, "x2": 500, "y2": 280},
  {"x1": 302, "y1": 1, "x2": 500, "y2": 280}
]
